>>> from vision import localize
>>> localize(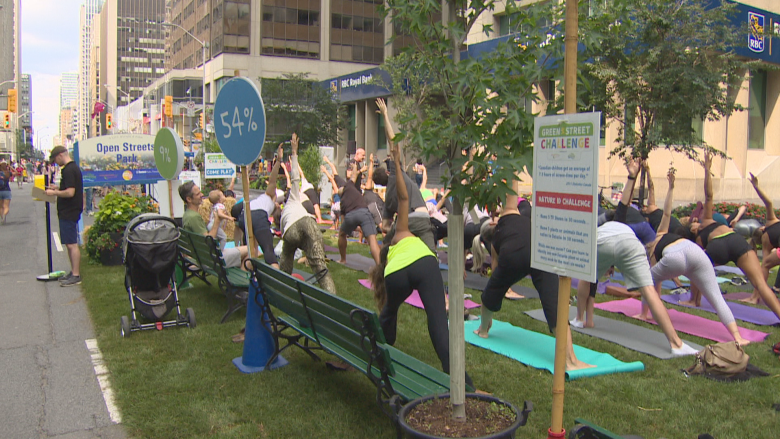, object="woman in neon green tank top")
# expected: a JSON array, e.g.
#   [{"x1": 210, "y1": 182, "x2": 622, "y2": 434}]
[{"x1": 369, "y1": 100, "x2": 473, "y2": 387}]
